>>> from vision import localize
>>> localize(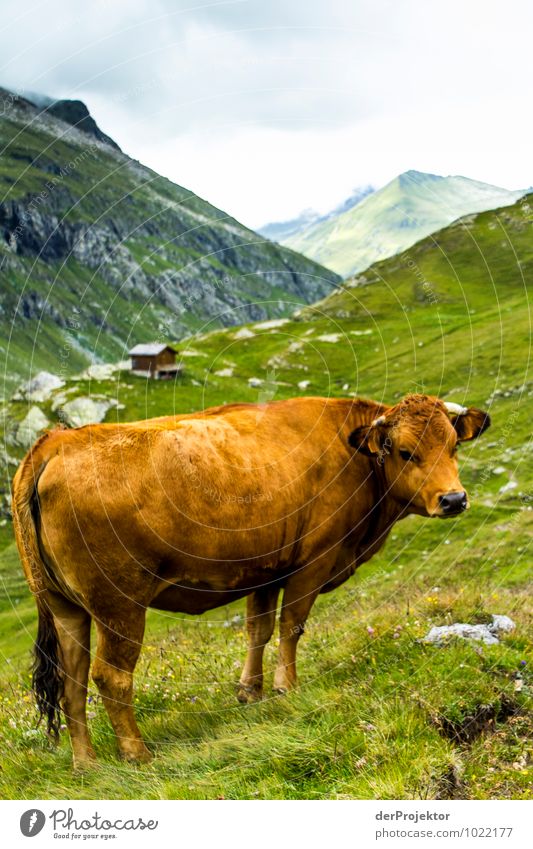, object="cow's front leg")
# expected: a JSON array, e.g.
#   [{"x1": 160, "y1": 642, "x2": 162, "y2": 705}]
[
  {"x1": 273, "y1": 580, "x2": 320, "y2": 694},
  {"x1": 237, "y1": 585, "x2": 280, "y2": 704}
]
